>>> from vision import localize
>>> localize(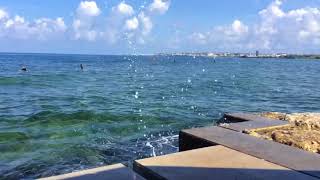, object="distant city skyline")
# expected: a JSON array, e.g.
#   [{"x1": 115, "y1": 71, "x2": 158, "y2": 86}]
[{"x1": 0, "y1": 0, "x2": 320, "y2": 54}]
